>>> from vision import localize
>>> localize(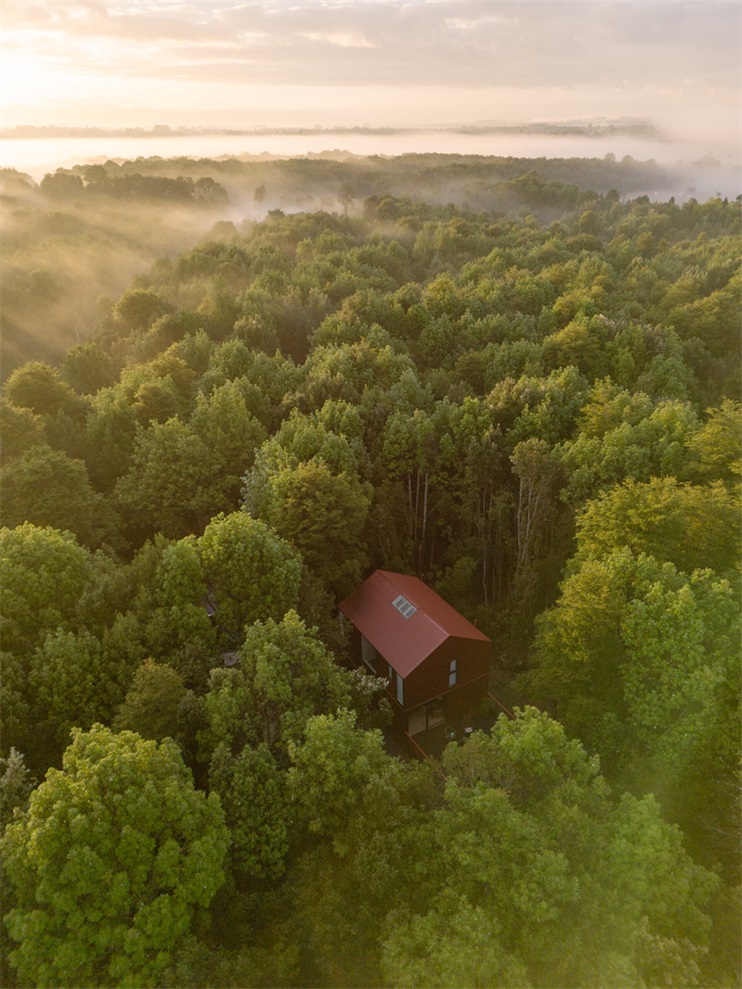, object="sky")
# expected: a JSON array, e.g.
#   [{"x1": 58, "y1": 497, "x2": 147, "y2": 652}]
[{"x1": 1, "y1": 0, "x2": 740, "y2": 148}]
